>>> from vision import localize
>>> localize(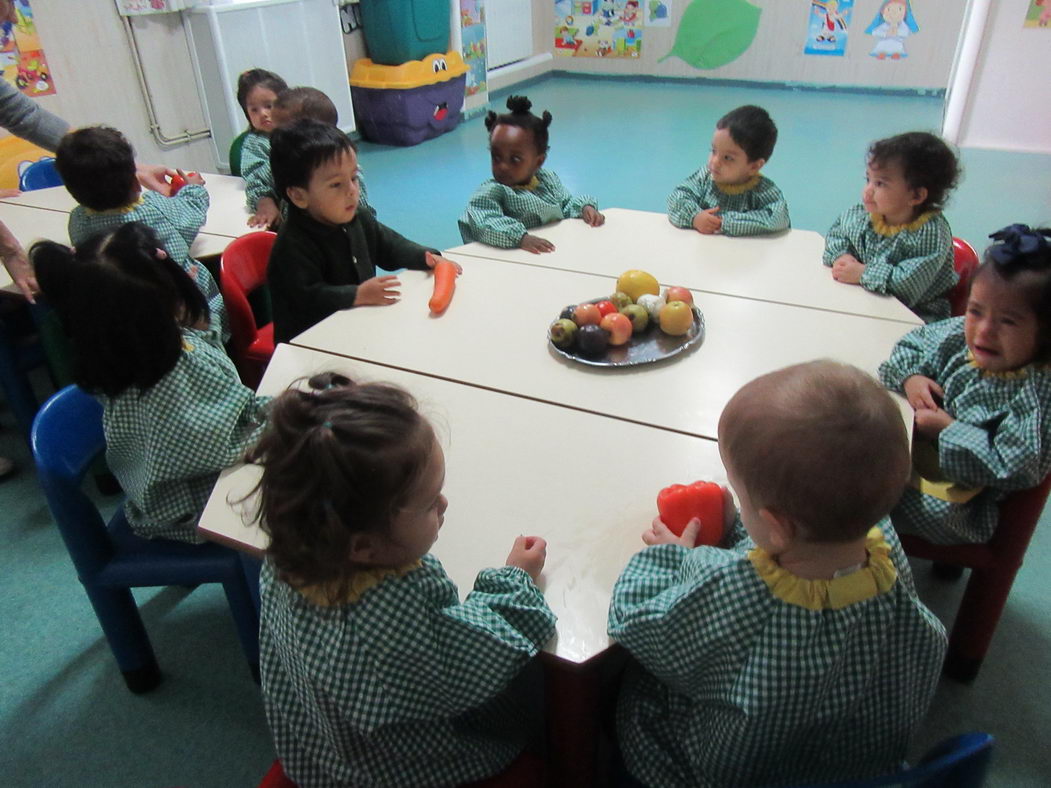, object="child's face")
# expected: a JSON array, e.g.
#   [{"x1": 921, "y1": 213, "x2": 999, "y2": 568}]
[
  {"x1": 965, "y1": 271, "x2": 1040, "y2": 372},
  {"x1": 862, "y1": 158, "x2": 925, "y2": 225},
  {"x1": 245, "y1": 85, "x2": 278, "y2": 133},
  {"x1": 489, "y1": 124, "x2": 545, "y2": 187},
  {"x1": 707, "y1": 127, "x2": 763, "y2": 186},
  {"x1": 374, "y1": 437, "x2": 448, "y2": 566},
  {"x1": 288, "y1": 148, "x2": 360, "y2": 226}
]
